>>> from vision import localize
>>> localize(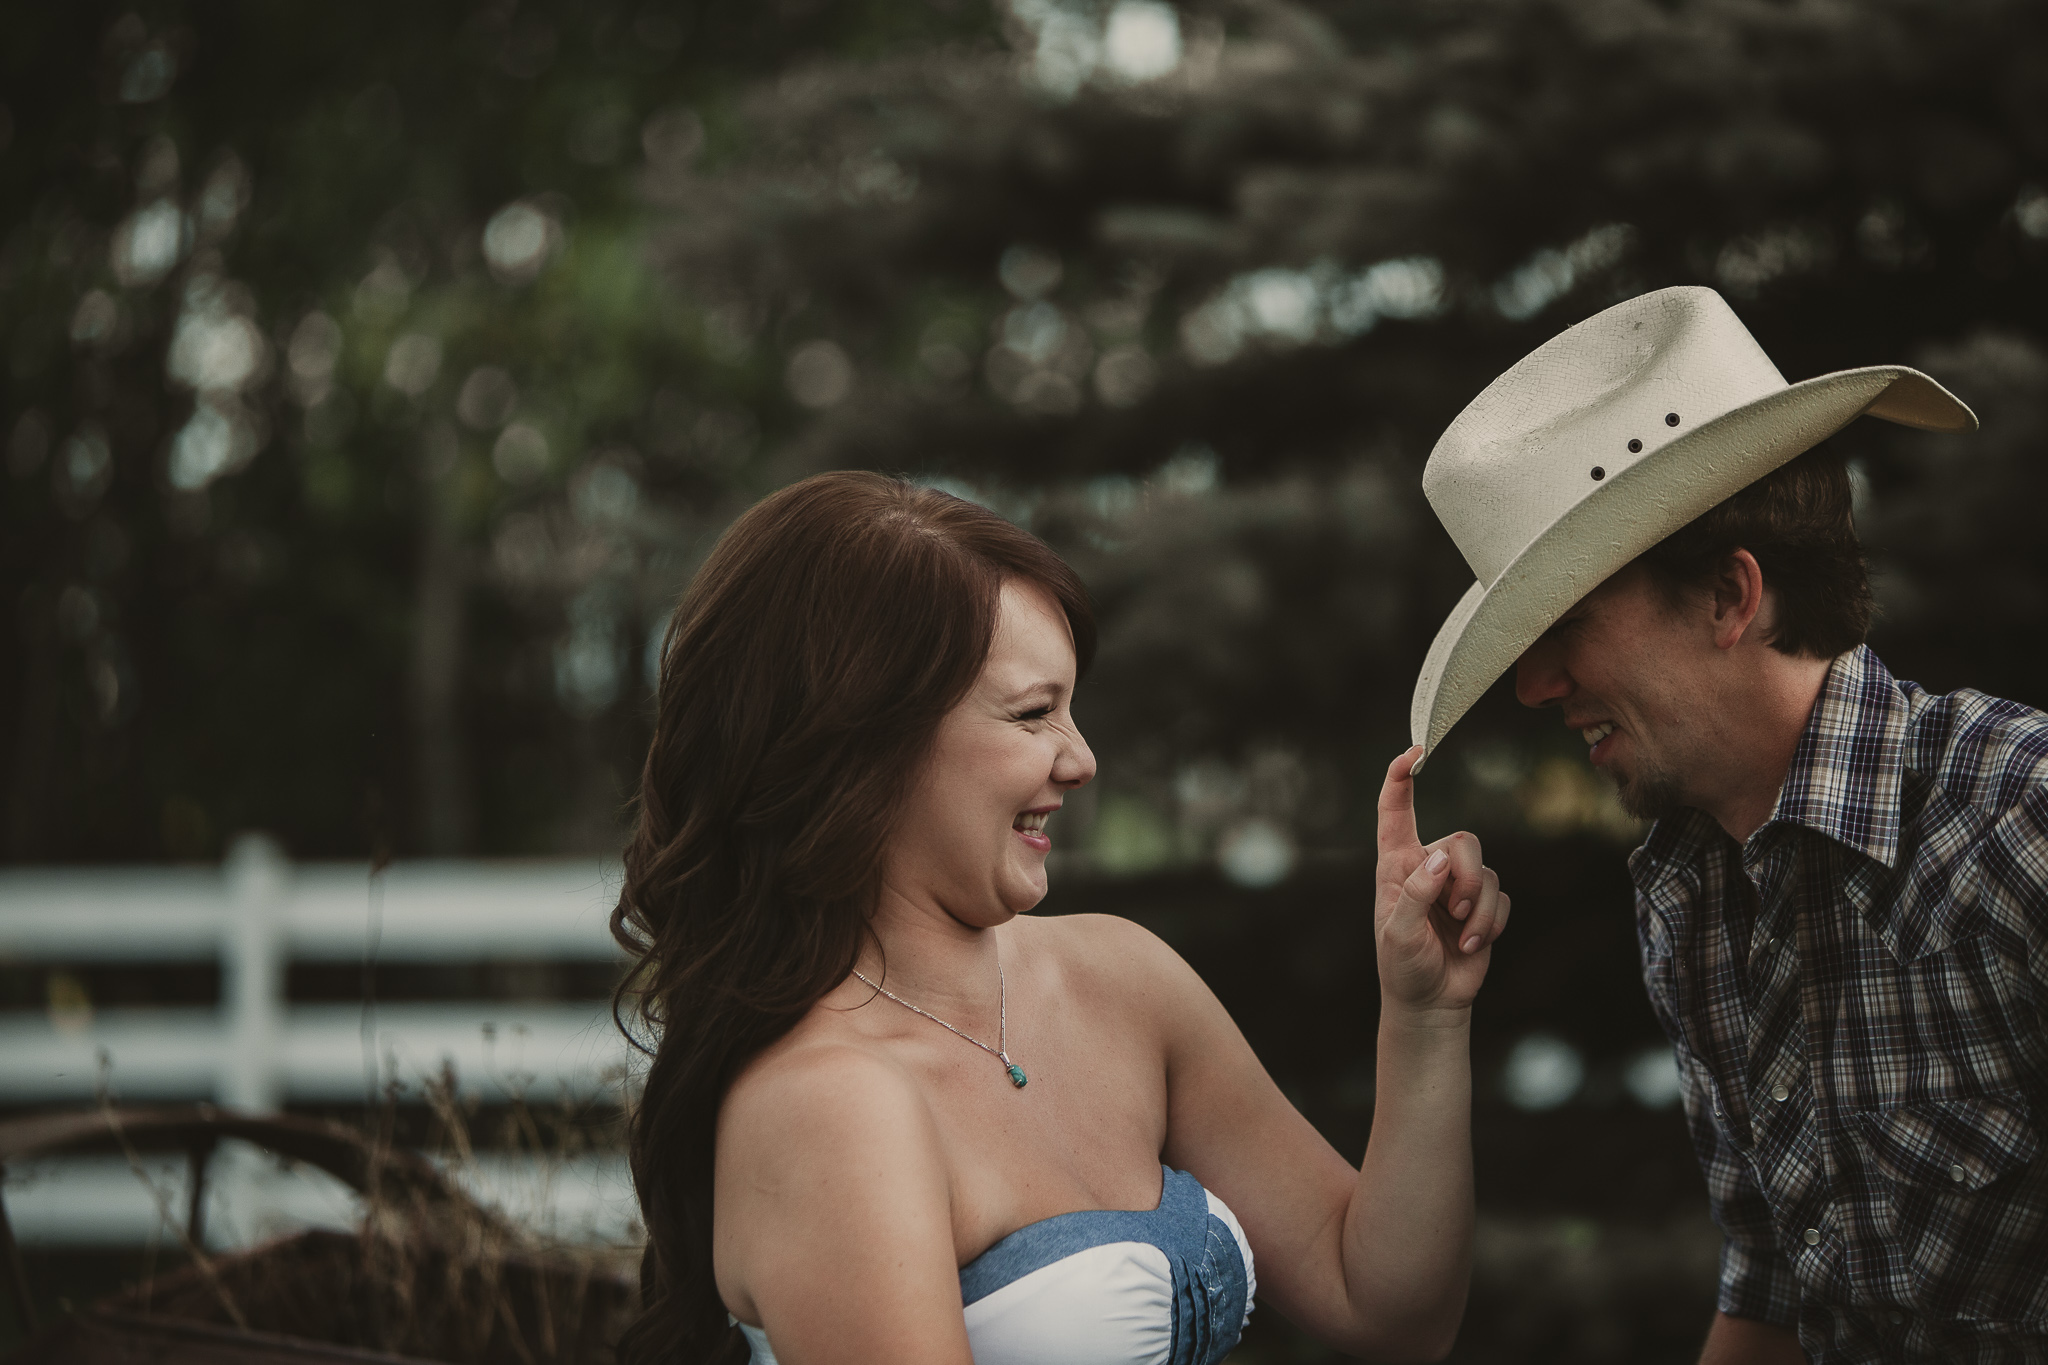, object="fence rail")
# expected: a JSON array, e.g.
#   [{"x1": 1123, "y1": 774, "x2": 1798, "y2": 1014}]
[{"x1": 0, "y1": 835, "x2": 637, "y2": 1246}]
